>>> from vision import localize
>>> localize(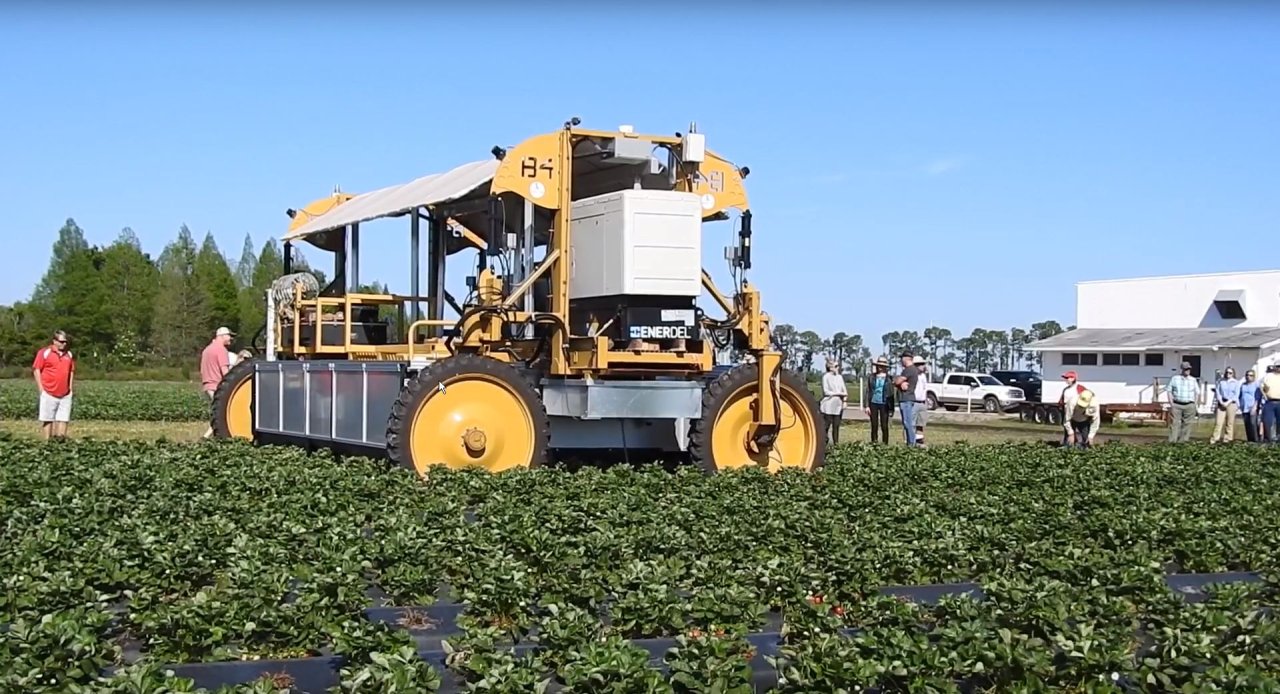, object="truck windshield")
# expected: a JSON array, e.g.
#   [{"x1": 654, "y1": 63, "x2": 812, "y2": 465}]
[{"x1": 978, "y1": 376, "x2": 1002, "y2": 386}]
